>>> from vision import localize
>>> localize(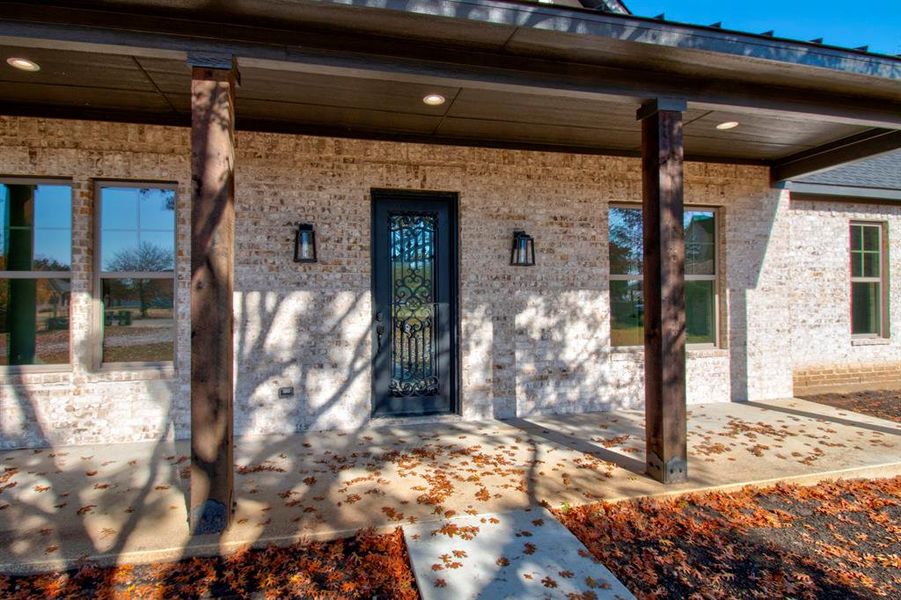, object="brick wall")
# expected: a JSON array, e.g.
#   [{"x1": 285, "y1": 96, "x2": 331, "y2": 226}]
[
  {"x1": 0, "y1": 118, "x2": 192, "y2": 449},
  {"x1": 1, "y1": 117, "x2": 795, "y2": 448},
  {"x1": 789, "y1": 198, "x2": 901, "y2": 394},
  {"x1": 793, "y1": 362, "x2": 901, "y2": 395}
]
